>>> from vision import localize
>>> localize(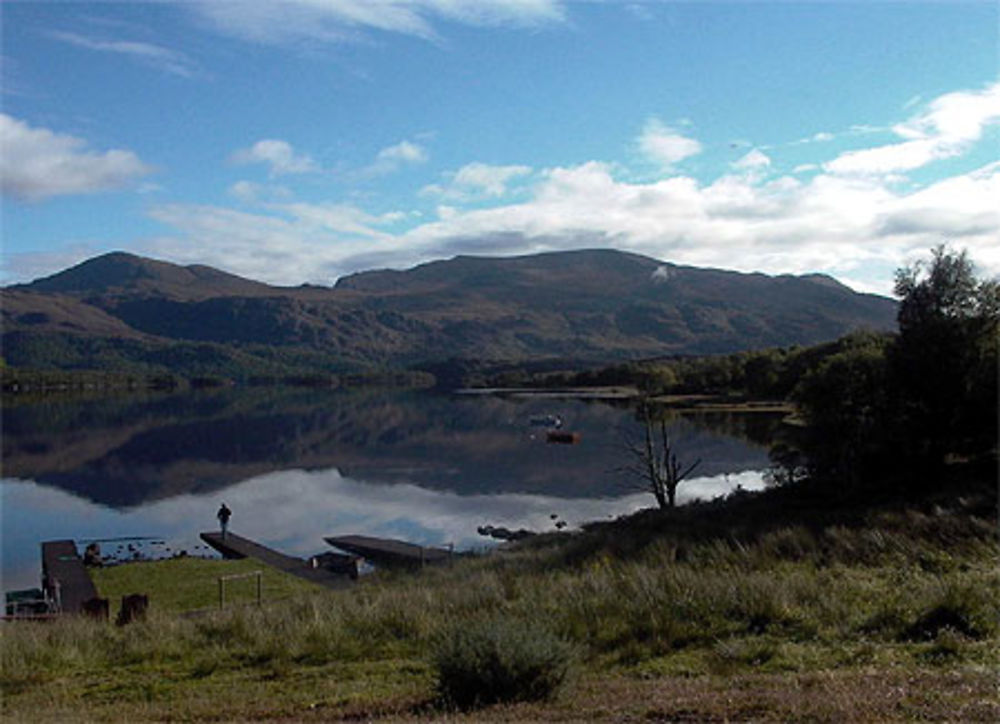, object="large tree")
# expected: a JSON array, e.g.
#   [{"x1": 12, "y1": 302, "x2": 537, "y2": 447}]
[
  {"x1": 791, "y1": 247, "x2": 997, "y2": 489},
  {"x1": 892, "y1": 246, "x2": 999, "y2": 467}
]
